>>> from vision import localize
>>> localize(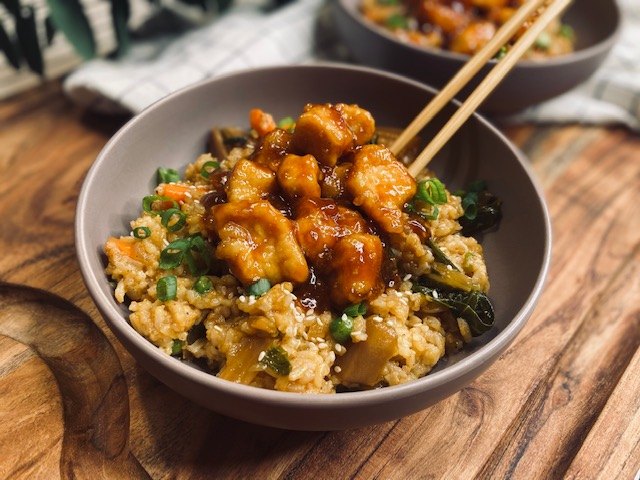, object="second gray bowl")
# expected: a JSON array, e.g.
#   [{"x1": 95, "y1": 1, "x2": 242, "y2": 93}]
[{"x1": 333, "y1": 0, "x2": 620, "y2": 114}]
